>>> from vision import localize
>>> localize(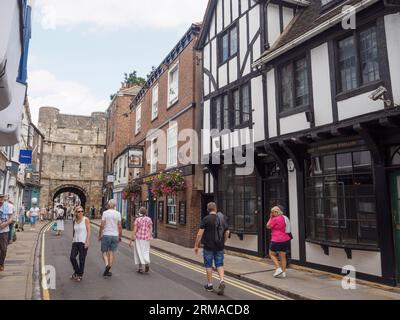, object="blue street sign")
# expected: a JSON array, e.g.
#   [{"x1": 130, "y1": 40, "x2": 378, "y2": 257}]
[{"x1": 19, "y1": 150, "x2": 32, "y2": 164}]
